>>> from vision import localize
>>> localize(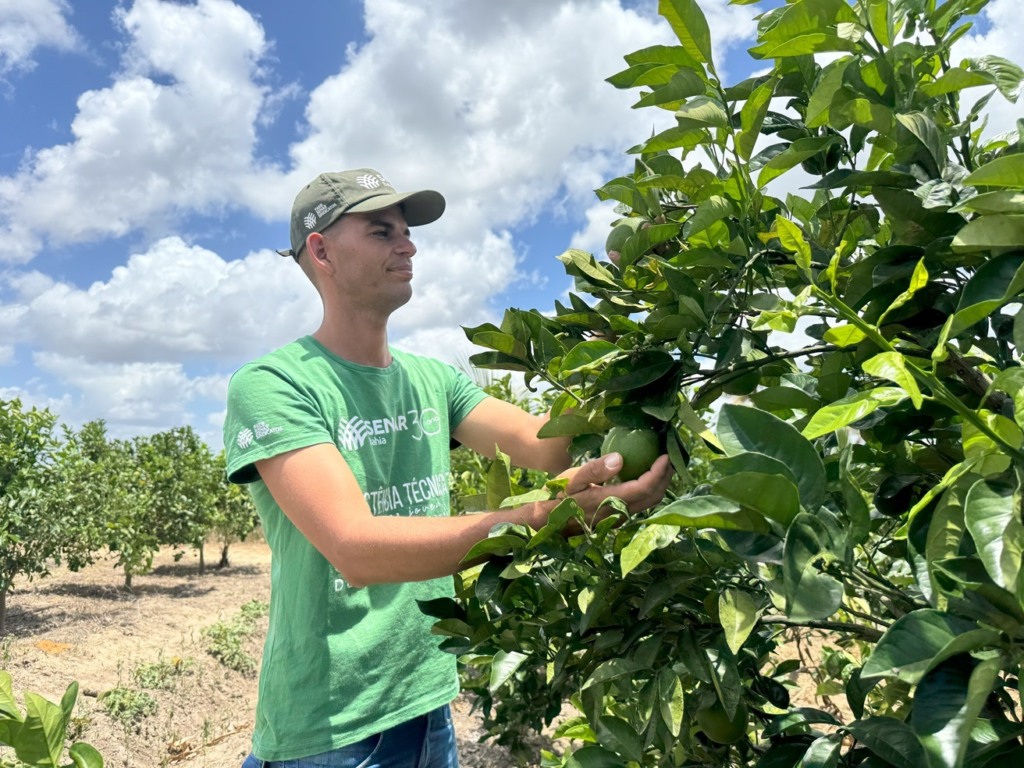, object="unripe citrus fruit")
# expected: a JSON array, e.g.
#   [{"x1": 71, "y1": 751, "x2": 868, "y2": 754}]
[
  {"x1": 600, "y1": 426, "x2": 660, "y2": 482},
  {"x1": 605, "y1": 219, "x2": 644, "y2": 255},
  {"x1": 696, "y1": 700, "x2": 748, "y2": 744}
]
